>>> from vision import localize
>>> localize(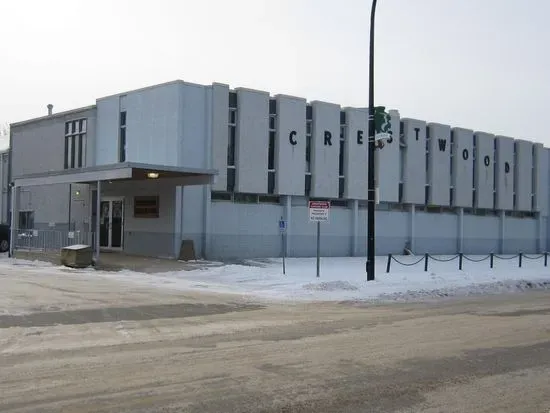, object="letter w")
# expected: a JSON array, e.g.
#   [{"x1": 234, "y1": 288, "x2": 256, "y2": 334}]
[{"x1": 438, "y1": 139, "x2": 447, "y2": 152}]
